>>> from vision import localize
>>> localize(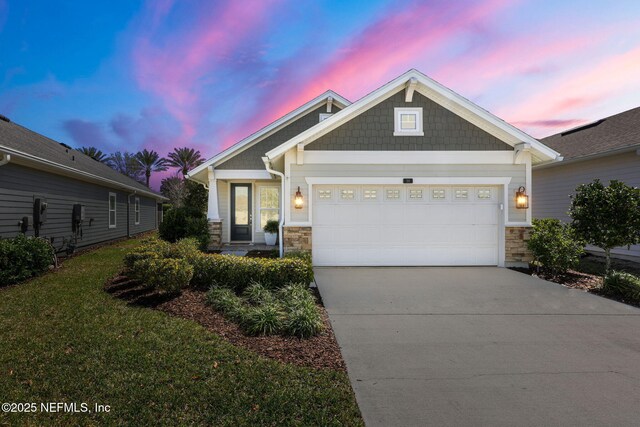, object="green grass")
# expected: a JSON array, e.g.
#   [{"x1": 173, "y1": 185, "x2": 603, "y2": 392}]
[{"x1": 0, "y1": 239, "x2": 362, "y2": 426}]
